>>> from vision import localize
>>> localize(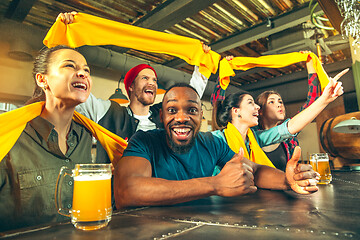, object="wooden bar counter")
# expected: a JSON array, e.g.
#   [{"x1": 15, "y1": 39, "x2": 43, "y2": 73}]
[{"x1": 1, "y1": 171, "x2": 359, "y2": 240}]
